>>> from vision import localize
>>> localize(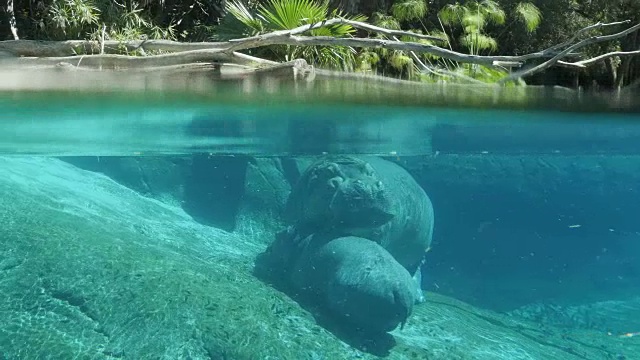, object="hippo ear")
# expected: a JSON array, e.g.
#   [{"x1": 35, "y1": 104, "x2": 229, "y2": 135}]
[{"x1": 327, "y1": 176, "x2": 343, "y2": 190}]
